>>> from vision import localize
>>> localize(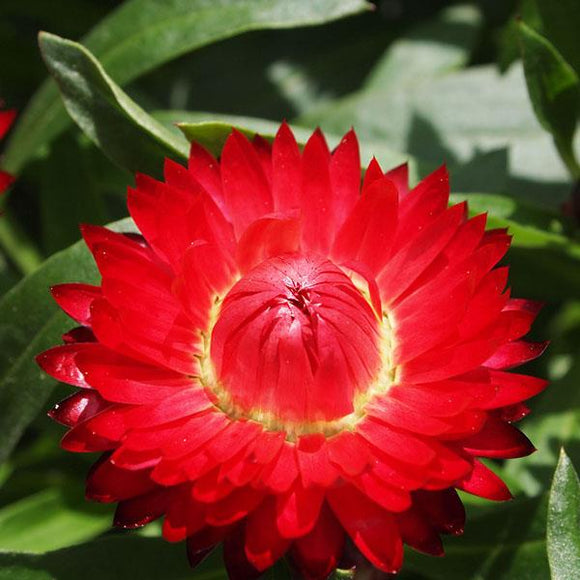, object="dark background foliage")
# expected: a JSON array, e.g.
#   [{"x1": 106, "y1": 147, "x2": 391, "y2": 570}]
[{"x1": 0, "y1": 0, "x2": 579, "y2": 578}]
